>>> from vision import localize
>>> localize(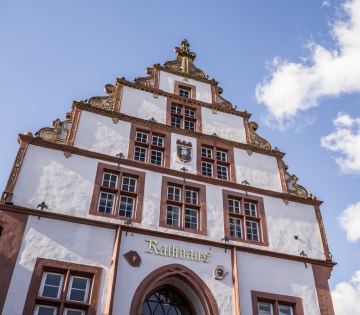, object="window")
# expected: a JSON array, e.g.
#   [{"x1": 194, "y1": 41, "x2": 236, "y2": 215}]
[
  {"x1": 170, "y1": 103, "x2": 198, "y2": 131},
  {"x1": 90, "y1": 163, "x2": 145, "y2": 223},
  {"x1": 129, "y1": 125, "x2": 170, "y2": 167},
  {"x1": 174, "y1": 81, "x2": 196, "y2": 99},
  {"x1": 223, "y1": 190, "x2": 268, "y2": 246},
  {"x1": 252, "y1": 291, "x2": 304, "y2": 315},
  {"x1": 160, "y1": 177, "x2": 207, "y2": 235},
  {"x1": 24, "y1": 258, "x2": 102, "y2": 315},
  {"x1": 197, "y1": 142, "x2": 235, "y2": 181}
]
